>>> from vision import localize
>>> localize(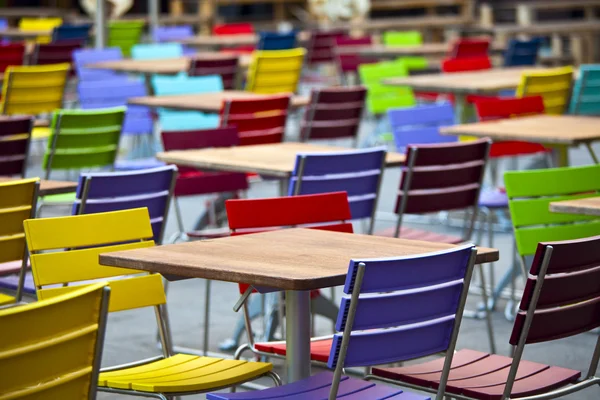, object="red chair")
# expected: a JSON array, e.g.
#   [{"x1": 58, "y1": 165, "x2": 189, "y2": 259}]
[
  {"x1": 212, "y1": 22, "x2": 255, "y2": 54},
  {"x1": 0, "y1": 43, "x2": 26, "y2": 73},
  {"x1": 441, "y1": 56, "x2": 493, "y2": 104},
  {"x1": 306, "y1": 30, "x2": 346, "y2": 67},
  {"x1": 334, "y1": 36, "x2": 376, "y2": 83},
  {"x1": 30, "y1": 40, "x2": 82, "y2": 65},
  {"x1": 189, "y1": 55, "x2": 239, "y2": 90},
  {"x1": 449, "y1": 38, "x2": 491, "y2": 59},
  {"x1": 220, "y1": 94, "x2": 290, "y2": 145}
]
